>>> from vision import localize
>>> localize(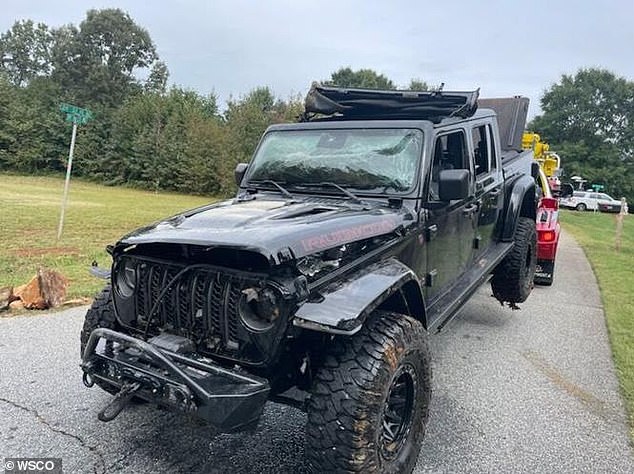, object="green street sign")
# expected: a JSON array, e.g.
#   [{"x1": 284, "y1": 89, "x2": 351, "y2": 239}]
[
  {"x1": 59, "y1": 103, "x2": 93, "y2": 125},
  {"x1": 591, "y1": 184, "x2": 604, "y2": 191}
]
